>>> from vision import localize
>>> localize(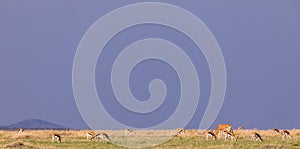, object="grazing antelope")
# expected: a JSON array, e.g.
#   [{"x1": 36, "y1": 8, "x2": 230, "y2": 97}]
[
  {"x1": 86, "y1": 131, "x2": 97, "y2": 140},
  {"x1": 125, "y1": 128, "x2": 136, "y2": 136},
  {"x1": 224, "y1": 131, "x2": 237, "y2": 142},
  {"x1": 237, "y1": 126, "x2": 243, "y2": 131},
  {"x1": 251, "y1": 132, "x2": 263, "y2": 142},
  {"x1": 17, "y1": 128, "x2": 24, "y2": 134},
  {"x1": 51, "y1": 133, "x2": 61, "y2": 143},
  {"x1": 205, "y1": 131, "x2": 217, "y2": 141},
  {"x1": 281, "y1": 130, "x2": 292, "y2": 139},
  {"x1": 95, "y1": 132, "x2": 111, "y2": 142},
  {"x1": 176, "y1": 128, "x2": 185, "y2": 136},
  {"x1": 215, "y1": 124, "x2": 233, "y2": 136},
  {"x1": 272, "y1": 128, "x2": 280, "y2": 135},
  {"x1": 272, "y1": 128, "x2": 292, "y2": 139}
]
